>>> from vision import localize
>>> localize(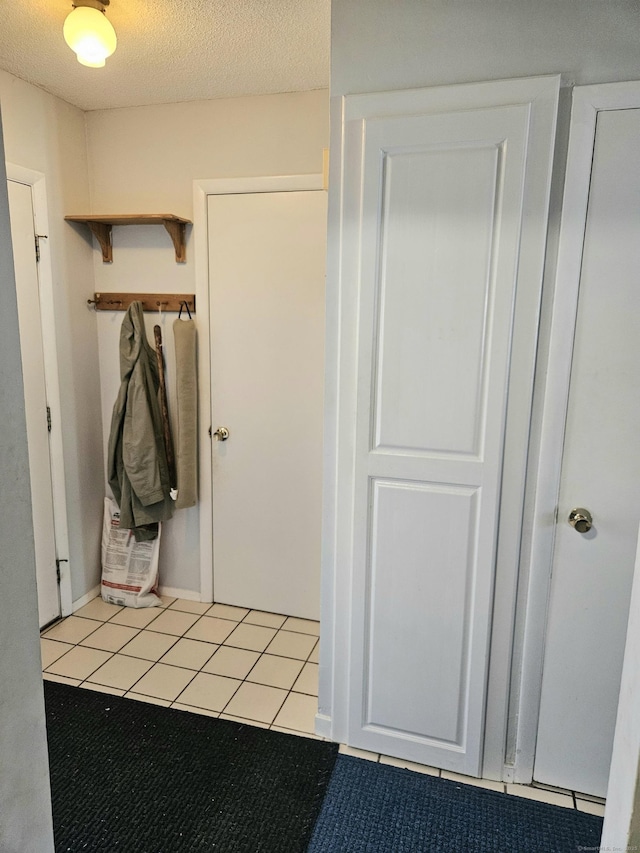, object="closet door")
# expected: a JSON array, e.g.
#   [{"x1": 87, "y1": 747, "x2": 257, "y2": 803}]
[
  {"x1": 328, "y1": 77, "x2": 559, "y2": 774},
  {"x1": 208, "y1": 186, "x2": 326, "y2": 620},
  {"x1": 534, "y1": 96, "x2": 640, "y2": 798}
]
